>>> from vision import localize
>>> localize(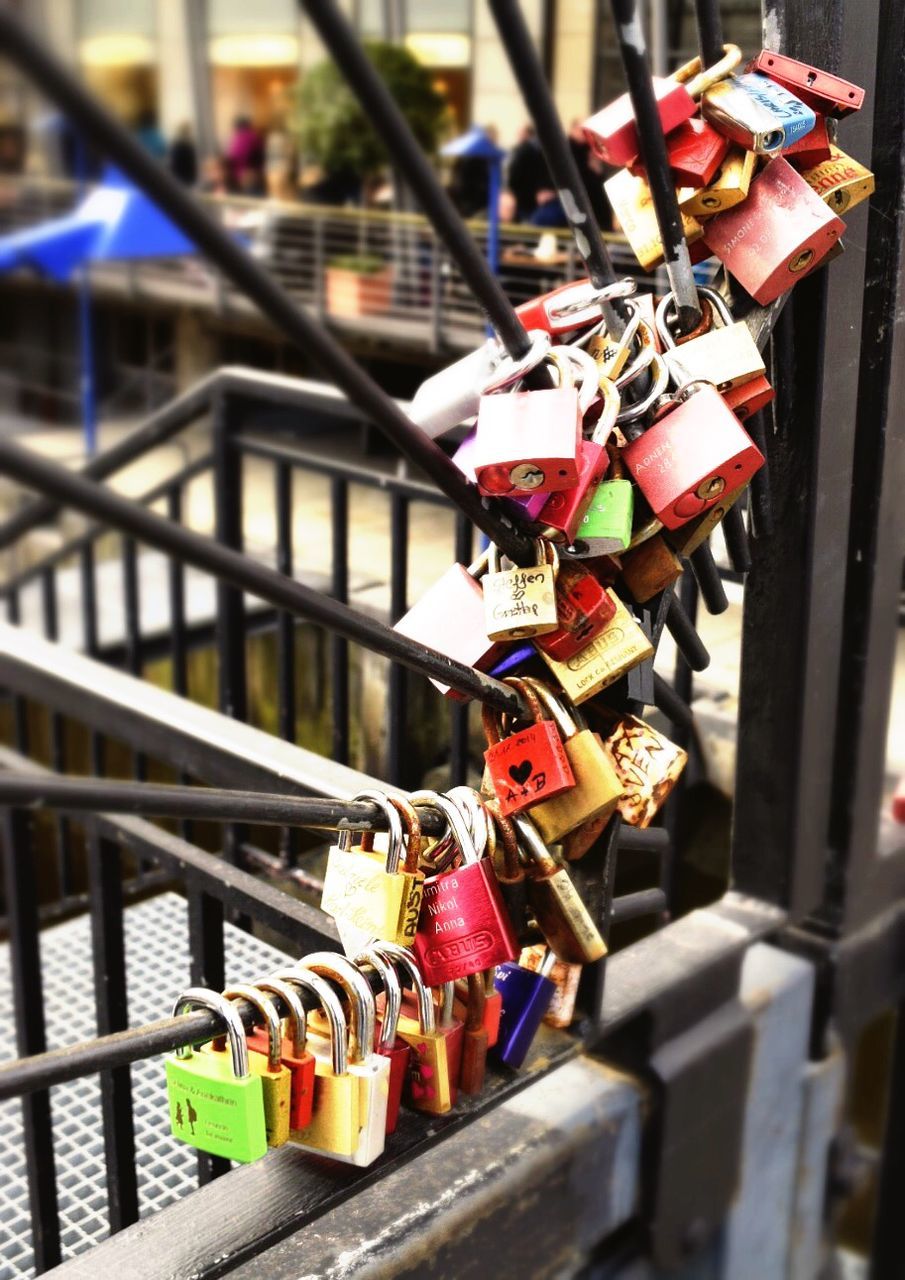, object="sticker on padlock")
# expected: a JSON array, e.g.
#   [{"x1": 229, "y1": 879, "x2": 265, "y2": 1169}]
[
  {"x1": 492, "y1": 951, "x2": 556, "y2": 1069},
  {"x1": 629, "y1": 116, "x2": 730, "y2": 187},
  {"x1": 801, "y1": 144, "x2": 875, "y2": 216},
  {"x1": 622, "y1": 381, "x2": 764, "y2": 530},
  {"x1": 482, "y1": 539, "x2": 560, "y2": 642},
  {"x1": 656, "y1": 287, "x2": 765, "y2": 393},
  {"x1": 678, "y1": 147, "x2": 756, "y2": 217},
  {"x1": 600, "y1": 712, "x2": 688, "y2": 828},
  {"x1": 747, "y1": 50, "x2": 865, "y2": 118},
  {"x1": 583, "y1": 44, "x2": 741, "y2": 166},
  {"x1": 703, "y1": 157, "x2": 845, "y2": 304},
  {"x1": 534, "y1": 561, "x2": 618, "y2": 661},
  {"x1": 412, "y1": 790, "x2": 519, "y2": 986},
  {"x1": 514, "y1": 813, "x2": 607, "y2": 964},
  {"x1": 248, "y1": 974, "x2": 316, "y2": 1132},
  {"x1": 537, "y1": 589, "x2": 654, "y2": 704},
  {"x1": 353, "y1": 945, "x2": 408, "y2": 1134},
  {"x1": 165, "y1": 988, "x2": 267, "y2": 1164},
  {"x1": 782, "y1": 114, "x2": 833, "y2": 169},
  {"x1": 218, "y1": 984, "x2": 291, "y2": 1148},
  {"x1": 481, "y1": 684, "x2": 575, "y2": 818},
  {"x1": 702, "y1": 72, "x2": 816, "y2": 153}
]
